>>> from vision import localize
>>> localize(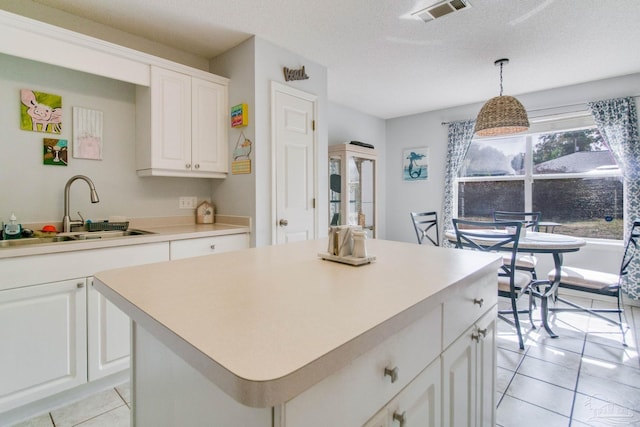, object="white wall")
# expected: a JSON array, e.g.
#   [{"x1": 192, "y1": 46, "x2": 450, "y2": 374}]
[
  {"x1": 328, "y1": 103, "x2": 387, "y2": 238},
  {"x1": 254, "y1": 38, "x2": 329, "y2": 246},
  {"x1": 211, "y1": 37, "x2": 329, "y2": 247},
  {"x1": 0, "y1": 53, "x2": 214, "y2": 225},
  {"x1": 385, "y1": 73, "x2": 640, "y2": 247},
  {"x1": 209, "y1": 38, "x2": 257, "y2": 244}
]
